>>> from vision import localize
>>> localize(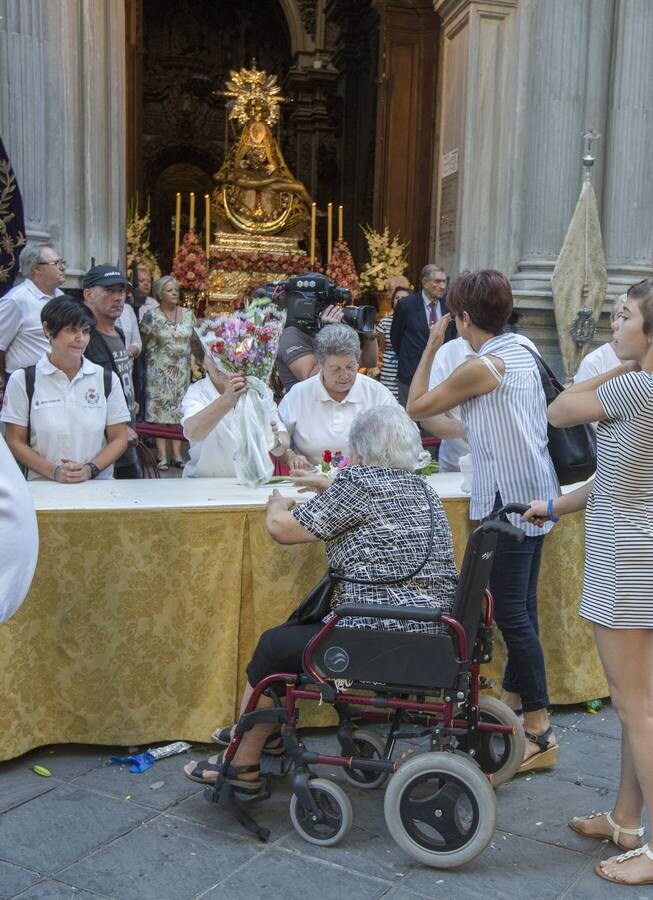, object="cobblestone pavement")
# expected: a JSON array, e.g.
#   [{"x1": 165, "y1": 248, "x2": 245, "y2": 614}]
[{"x1": 0, "y1": 703, "x2": 648, "y2": 900}]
